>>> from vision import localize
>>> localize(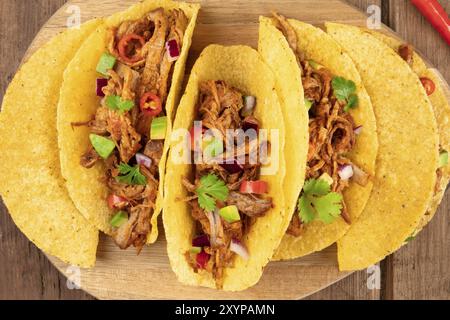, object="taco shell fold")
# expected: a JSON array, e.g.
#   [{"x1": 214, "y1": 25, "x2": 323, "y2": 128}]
[{"x1": 0, "y1": 20, "x2": 101, "y2": 268}]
